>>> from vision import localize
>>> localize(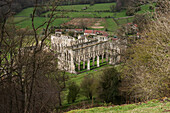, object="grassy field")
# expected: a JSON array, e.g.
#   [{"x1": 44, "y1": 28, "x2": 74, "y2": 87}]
[
  {"x1": 105, "y1": 18, "x2": 118, "y2": 31},
  {"x1": 15, "y1": 7, "x2": 34, "y2": 17},
  {"x1": 55, "y1": 3, "x2": 116, "y2": 11},
  {"x1": 85, "y1": 3, "x2": 116, "y2": 11},
  {"x1": 43, "y1": 11, "x2": 116, "y2": 18},
  {"x1": 15, "y1": 17, "x2": 70, "y2": 29},
  {"x1": 12, "y1": 17, "x2": 29, "y2": 23},
  {"x1": 68, "y1": 99, "x2": 170, "y2": 113},
  {"x1": 15, "y1": 3, "x2": 116, "y2": 17},
  {"x1": 44, "y1": 11, "x2": 127, "y2": 18},
  {"x1": 13, "y1": 2, "x2": 155, "y2": 33}
]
